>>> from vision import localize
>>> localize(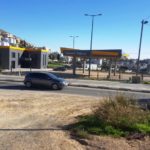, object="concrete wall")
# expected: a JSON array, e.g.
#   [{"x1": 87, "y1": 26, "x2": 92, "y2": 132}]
[{"x1": 40, "y1": 52, "x2": 48, "y2": 68}]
